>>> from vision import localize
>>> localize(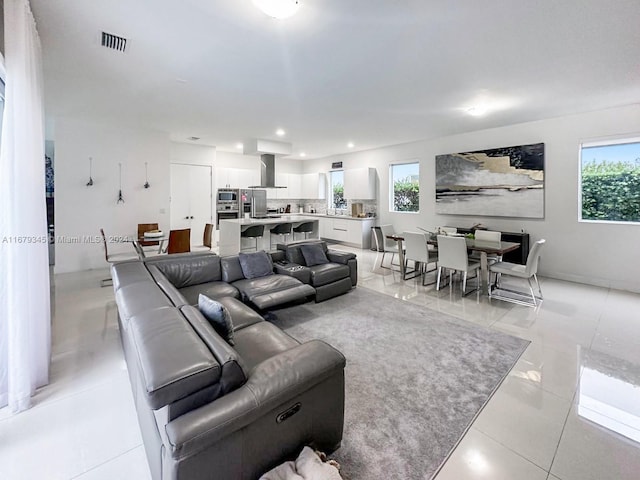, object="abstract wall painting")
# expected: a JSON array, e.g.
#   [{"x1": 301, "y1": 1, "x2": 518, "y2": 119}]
[{"x1": 435, "y1": 143, "x2": 545, "y2": 218}]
